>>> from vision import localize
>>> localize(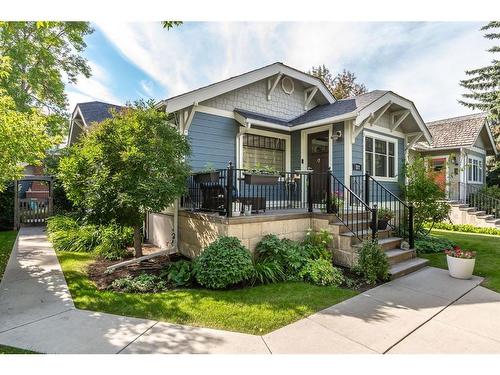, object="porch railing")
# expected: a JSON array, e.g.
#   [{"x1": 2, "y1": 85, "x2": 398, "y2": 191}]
[
  {"x1": 448, "y1": 182, "x2": 500, "y2": 219},
  {"x1": 181, "y1": 163, "x2": 378, "y2": 241},
  {"x1": 350, "y1": 174, "x2": 414, "y2": 248}
]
